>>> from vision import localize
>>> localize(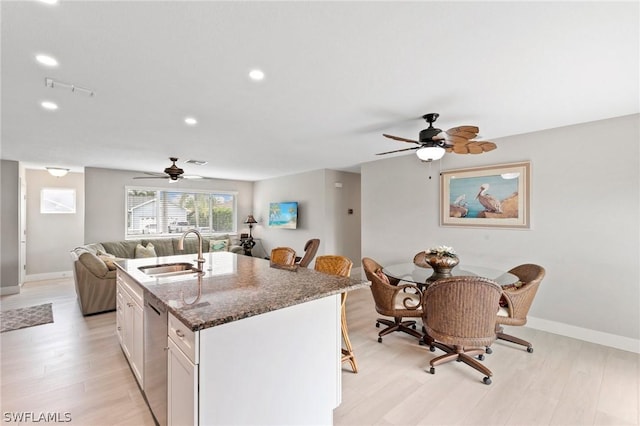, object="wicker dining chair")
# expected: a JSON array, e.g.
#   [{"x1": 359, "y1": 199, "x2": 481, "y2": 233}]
[
  {"x1": 270, "y1": 247, "x2": 296, "y2": 266},
  {"x1": 422, "y1": 276, "x2": 502, "y2": 385},
  {"x1": 296, "y1": 238, "x2": 320, "y2": 268},
  {"x1": 314, "y1": 255, "x2": 357, "y2": 373},
  {"x1": 362, "y1": 257, "x2": 423, "y2": 343},
  {"x1": 413, "y1": 251, "x2": 432, "y2": 269},
  {"x1": 495, "y1": 263, "x2": 546, "y2": 353}
]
